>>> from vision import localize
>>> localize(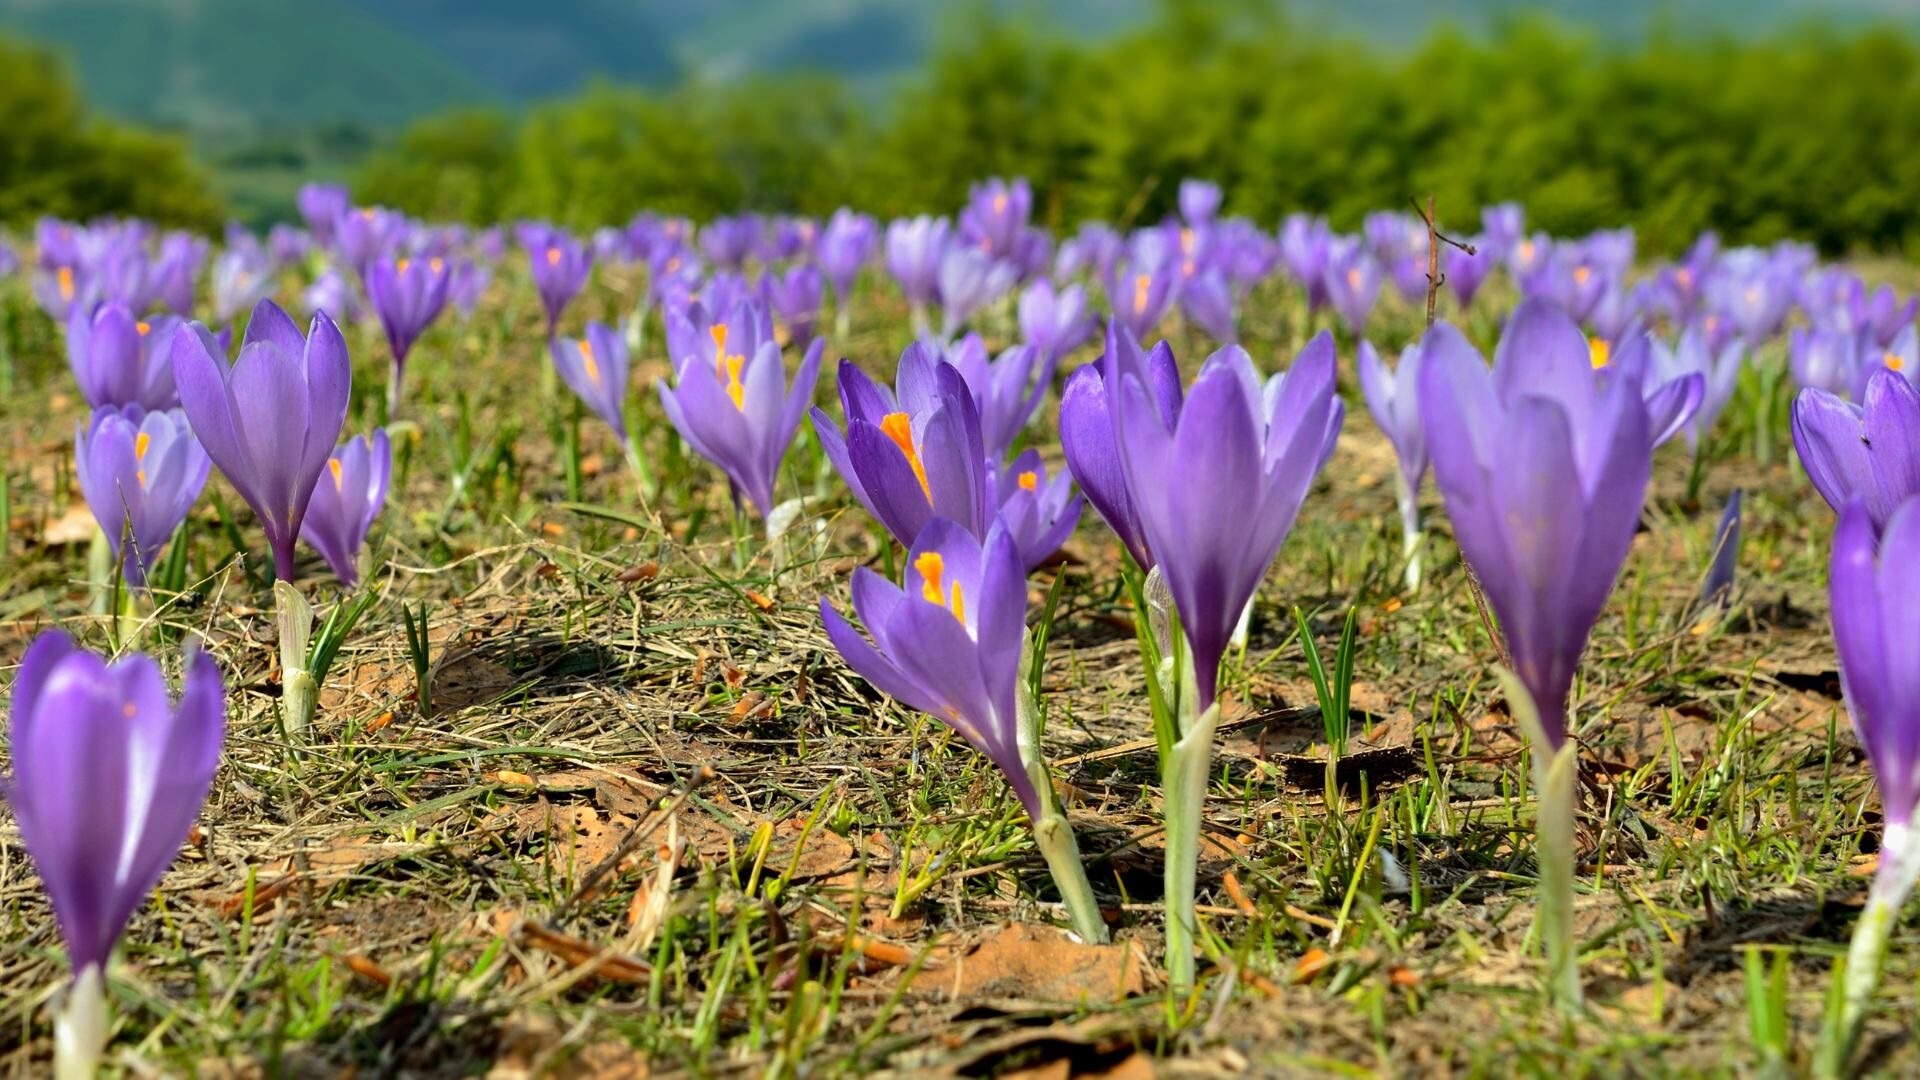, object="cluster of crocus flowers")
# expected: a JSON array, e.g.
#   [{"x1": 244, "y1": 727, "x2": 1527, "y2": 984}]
[
  {"x1": 820, "y1": 520, "x2": 1107, "y2": 941},
  {"x1": 75, "y1": 406, "x2": 211, "y2": 588},
  {"x1": 2, "y1": 631, "x2": 226, "y2": 1080},
  {"x1": 657, "y1": 301, "x2": 825, "y2": 532},
  {"x1": 367, "y1": 254, "x2": 451, "y2": 412}
]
